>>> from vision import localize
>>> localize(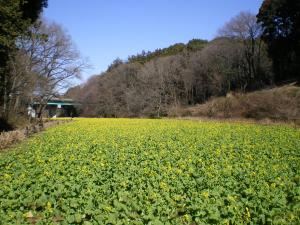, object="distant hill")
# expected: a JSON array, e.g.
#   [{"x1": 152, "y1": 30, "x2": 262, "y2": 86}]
[
  {"x1": 127, "y1": 39, "x2": 208, "y2": 65},
  {"x1": 65, "y1": 35, "x2": 279, "y2": 118}
]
